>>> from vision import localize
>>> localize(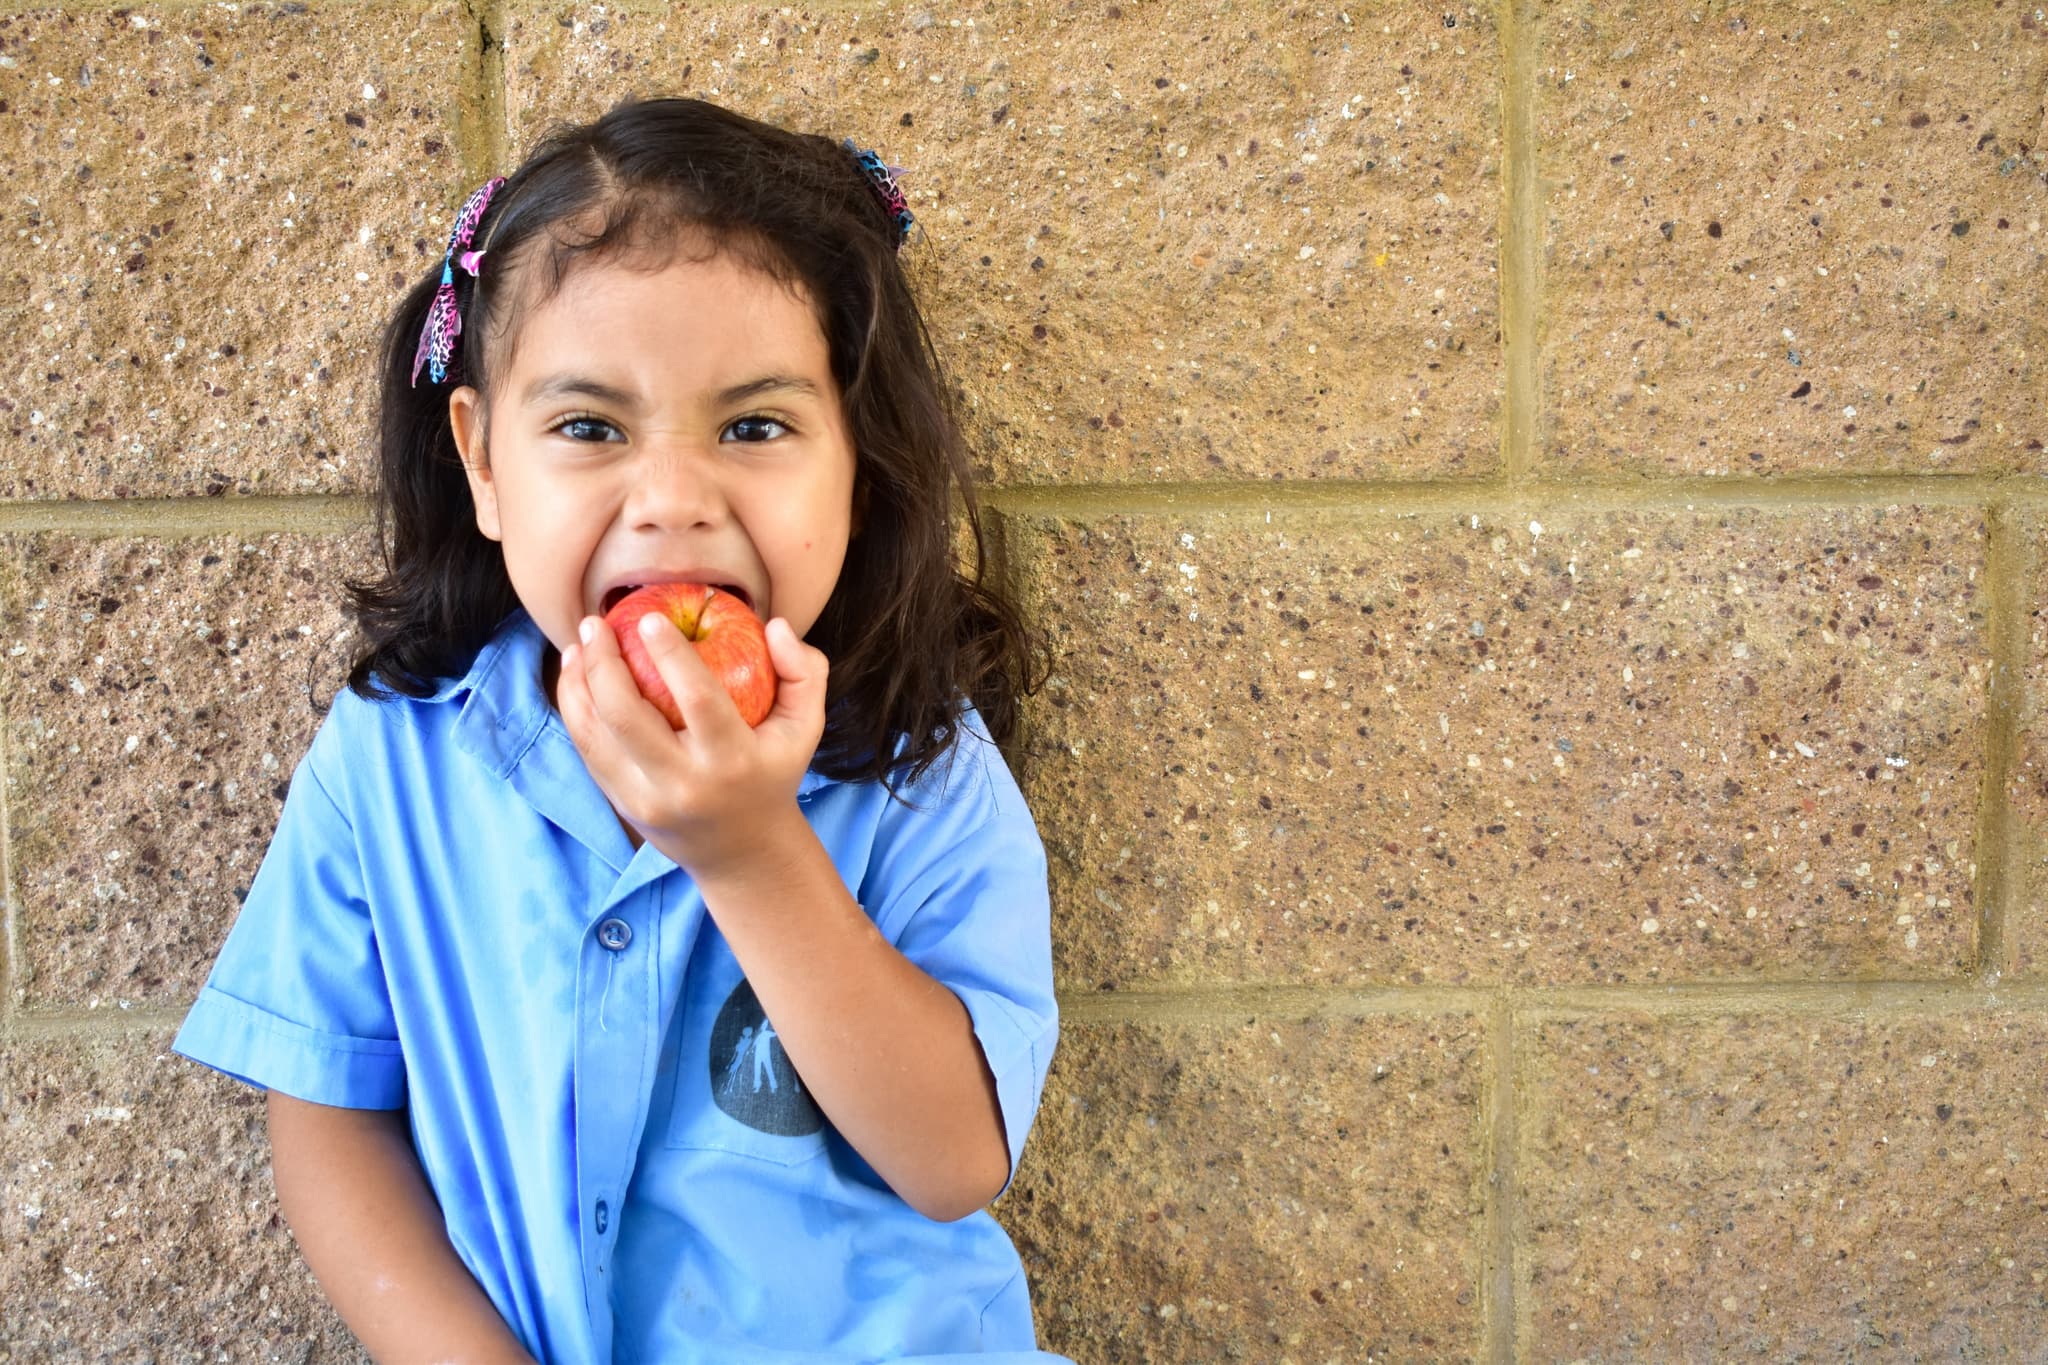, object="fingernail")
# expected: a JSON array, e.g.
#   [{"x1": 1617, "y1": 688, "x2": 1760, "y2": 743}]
[
  {"x1": 578, "y1": 618, "x2": 595, "y2": 645},
  {"x1": 639, "y1": 613, "x2": 662, "y2": 639}
]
